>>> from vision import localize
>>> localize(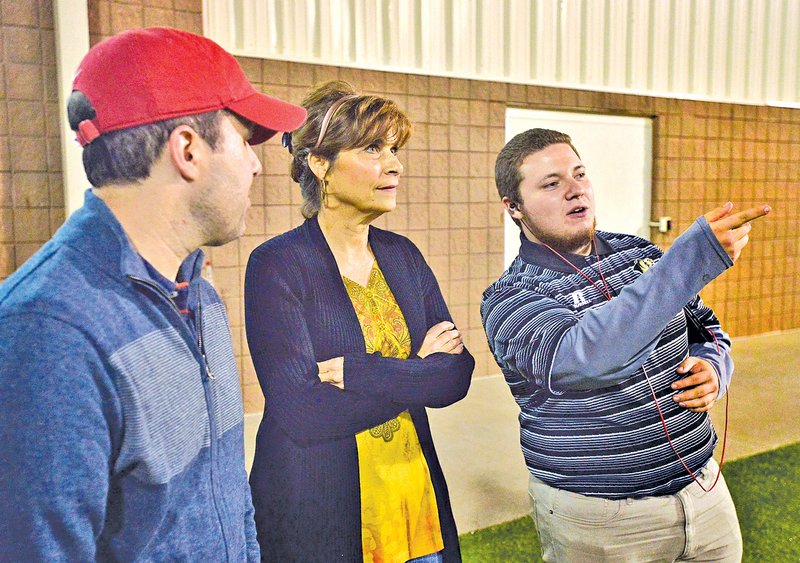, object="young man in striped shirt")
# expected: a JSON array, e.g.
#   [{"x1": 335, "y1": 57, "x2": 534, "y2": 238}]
[{"x1": 481, "y1": 128, "x2": 770, "y2": 561}]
